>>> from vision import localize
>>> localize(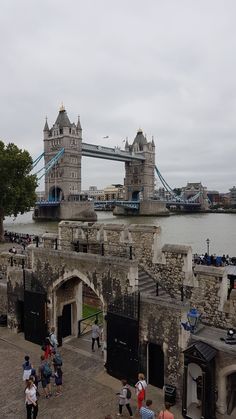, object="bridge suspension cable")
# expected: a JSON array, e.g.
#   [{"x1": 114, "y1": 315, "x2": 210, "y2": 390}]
[
  {"x1": 35, "y1": 148, "x2": 65, "y2": 180},
  {"x1": 32, "y1": 152, "x2": 45, "y2": 170},
  {"x1": 155, "y1": 166, "x2": 185, "y2": 202},
  {"x1": 155, "y1": 166, "x2": 202, "y2": 204}
]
